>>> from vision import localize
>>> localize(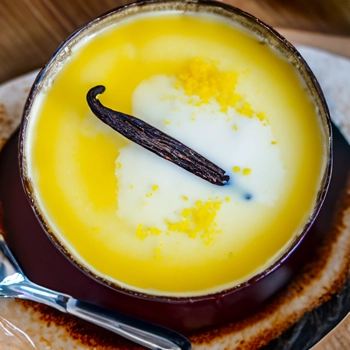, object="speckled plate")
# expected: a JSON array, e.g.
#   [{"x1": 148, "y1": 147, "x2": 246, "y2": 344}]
[{"x1": 0, "y1": 45, "x2": 349, "y2": 350}]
